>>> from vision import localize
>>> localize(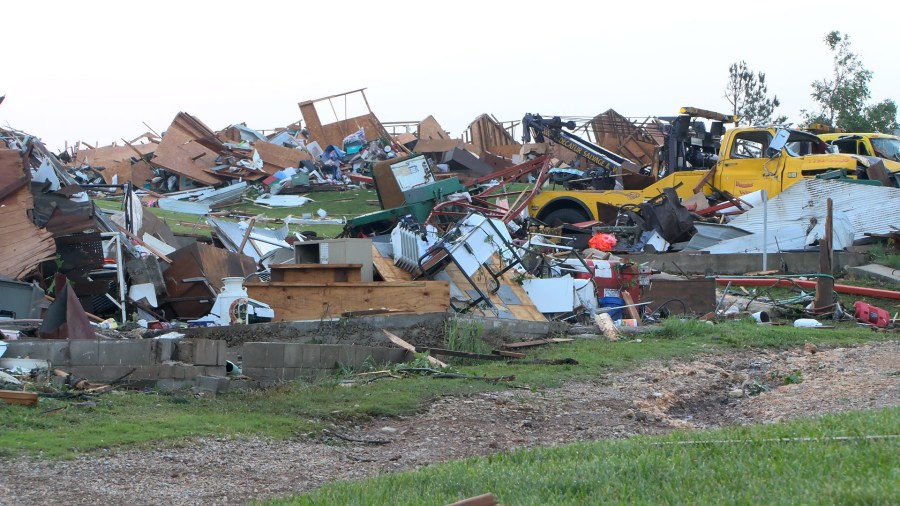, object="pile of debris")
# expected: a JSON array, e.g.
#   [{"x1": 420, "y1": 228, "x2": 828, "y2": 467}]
[{"x1": 3, "y1": 90, "x2": 900, "y2": 396}]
